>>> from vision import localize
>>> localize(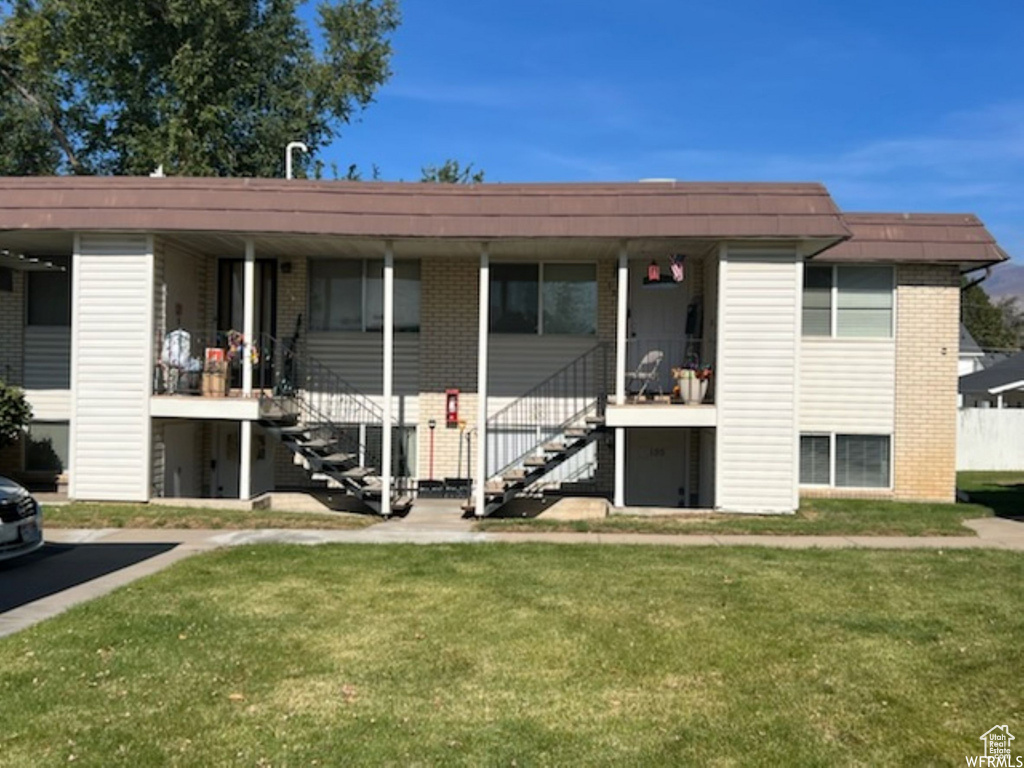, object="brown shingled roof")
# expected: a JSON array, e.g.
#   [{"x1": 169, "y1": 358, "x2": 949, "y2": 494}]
[
  {"x1": 822, "y1": 213, "x2": 1009, "y2": 267},
  {"x1": 0, "y1": 177, "x2": 849, "y2": 241}
]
